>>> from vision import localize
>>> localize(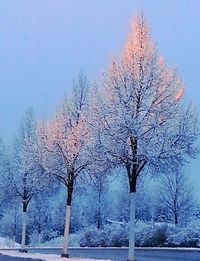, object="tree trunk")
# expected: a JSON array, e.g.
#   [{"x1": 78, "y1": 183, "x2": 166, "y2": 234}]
[
  {"x1": 97, "y1": 209, "x2": 101, "y2": 230},
  {"x1": 127, "y1": 157, "x2": 137, "y2": 261},
  {"x1": 61, "y1": 184, "x2": 73, "y2": 257},
  {"x1": 128, "y1": 192, "x2": 136, "y2": 261},
  {"x1": 21, "y1": 201, "x2": 28, "y2": 252},
  {"x1": 174, "y1": 211, "x2": 178, "y2": 225},
  {"x1": 97, "y1": 185, "x2": 102, "y2": 229},
  {"x1": 62, "y1": 205, "x2": 71, "y2": 256}
]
